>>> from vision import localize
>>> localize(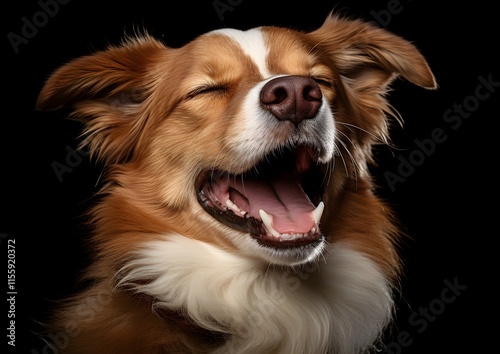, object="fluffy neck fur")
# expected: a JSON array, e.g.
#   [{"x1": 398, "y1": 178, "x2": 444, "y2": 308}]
[{"x1": 117, "y1": 235, "x2": 394, "y2": 354}]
